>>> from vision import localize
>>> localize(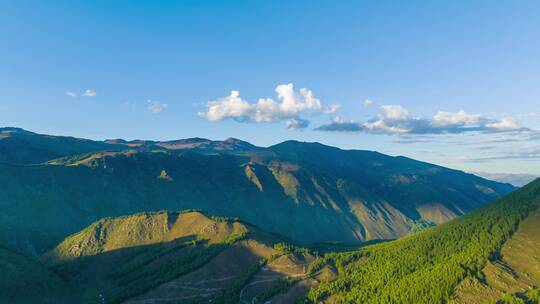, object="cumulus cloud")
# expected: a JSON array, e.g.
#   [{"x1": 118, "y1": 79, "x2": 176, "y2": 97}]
[
  {"x1": 66, "y1": 91, "x2": 77, "y2": 97},
  {"x1": 198, "y1": 83, "x2": 339, "y2": 130},
  {"x1": 147, "y1": 100, "x2": 168, "y2": 113},
  {"x1": 316, "y1": 105, "x2": 527, "y2": 135},
  {"x1": 82, "y1": 89, "x2": 96, "y2": 97},
  {"x1": 432, "y1": 110, "x2": 484, "y2": 126}
]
